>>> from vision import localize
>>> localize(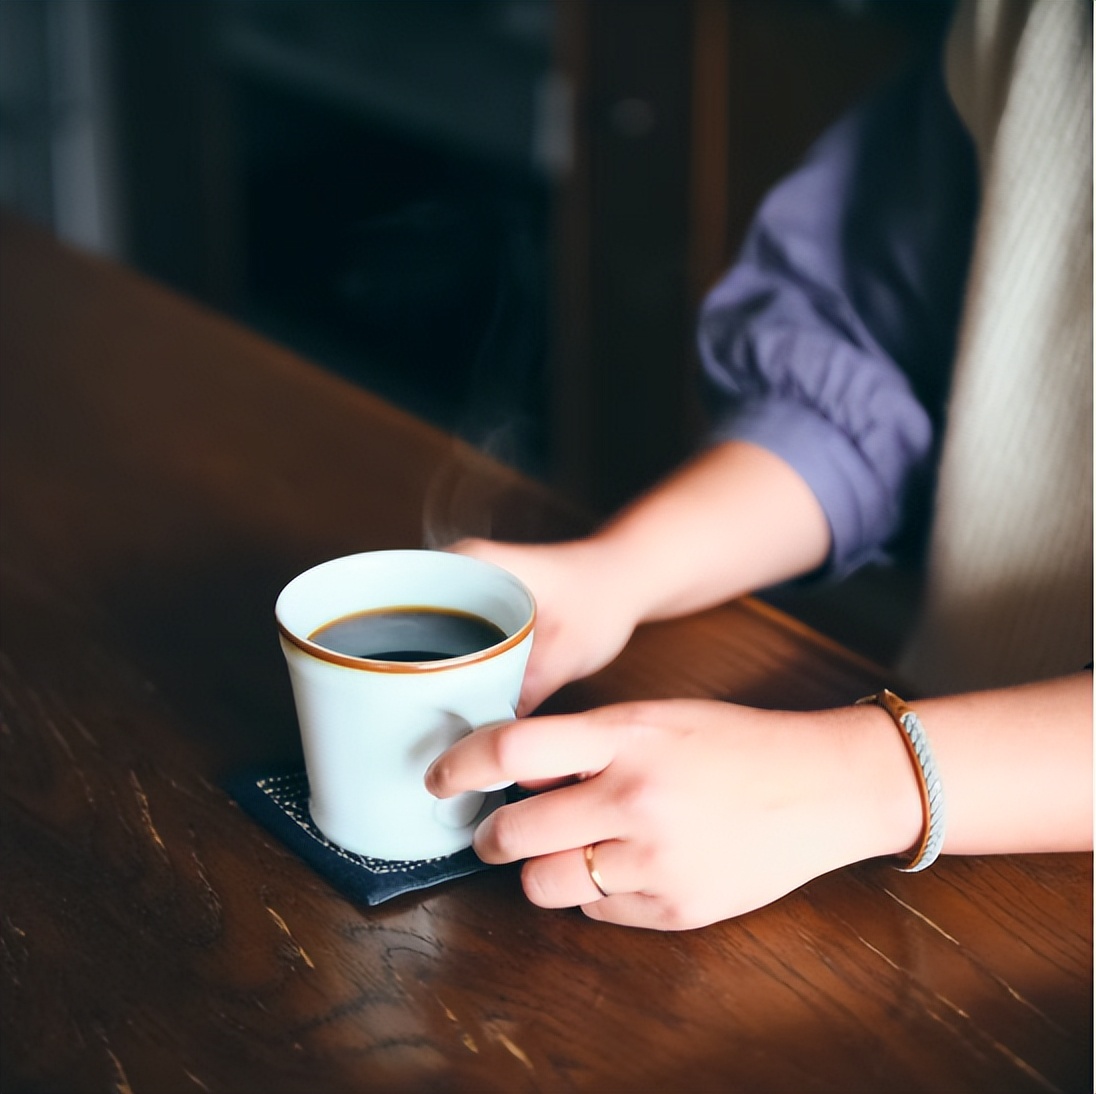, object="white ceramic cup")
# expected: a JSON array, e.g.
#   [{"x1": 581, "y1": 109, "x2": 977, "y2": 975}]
[{"x1": 276, "y1": 550, "x2": 535, "y2": 860}]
